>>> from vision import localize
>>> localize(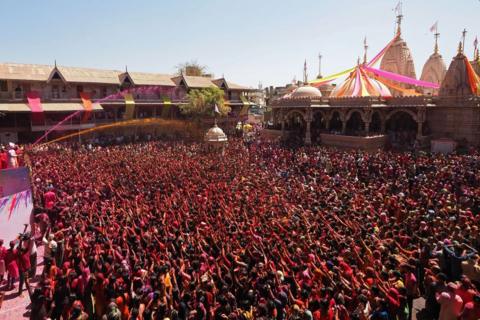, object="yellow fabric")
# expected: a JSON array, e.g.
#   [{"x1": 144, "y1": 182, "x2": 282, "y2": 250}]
[
  {"x1": 163, "y1": 96, "x2": 172, "y2": 105},
  {"x1": 309, "y1": 67, "x2": 355, "y2": 85},
  {"x1": 123, "y1": 93, "x2": 135, "y2": 120}
]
